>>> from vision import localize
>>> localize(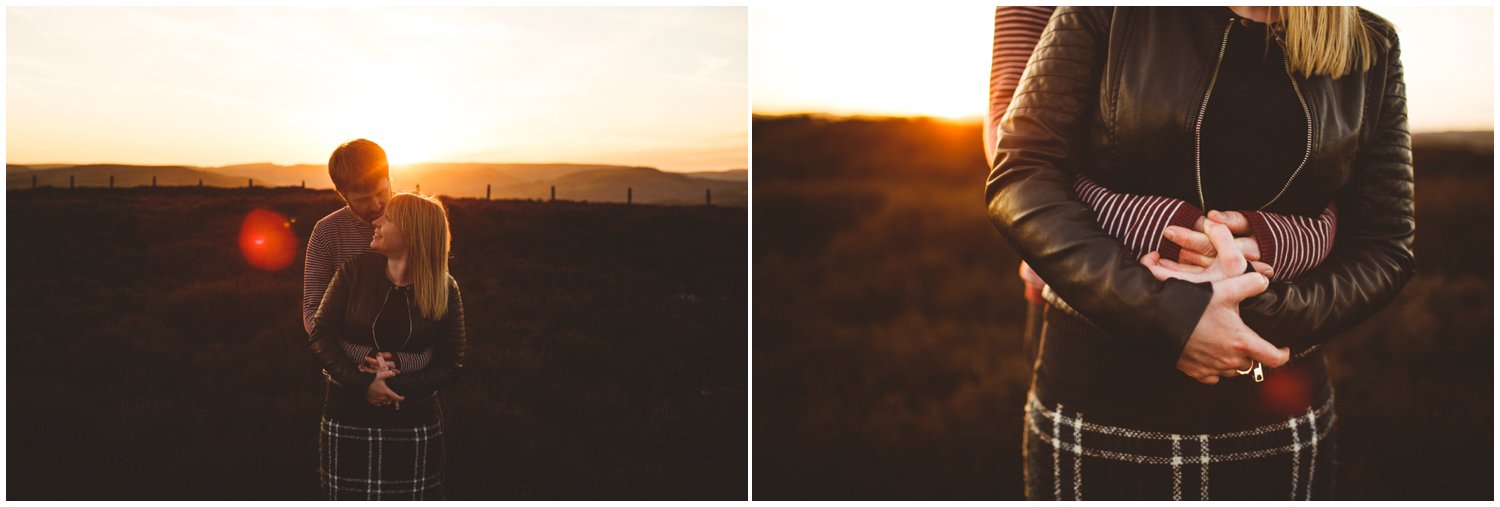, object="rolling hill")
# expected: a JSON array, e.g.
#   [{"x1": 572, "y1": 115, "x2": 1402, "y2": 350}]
[
  {"x1": 7, "y1": 162, "x2": 747, "y2": 205},
  {"x1": 508, "y1": 166, "x2": 747, "y2": 205},
  {"x1": 683, "y1": 169, "x2": 748, "y2": 182},
  {"x1": 8, "y1": 164, "x2": 246, "y2": 189}
]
